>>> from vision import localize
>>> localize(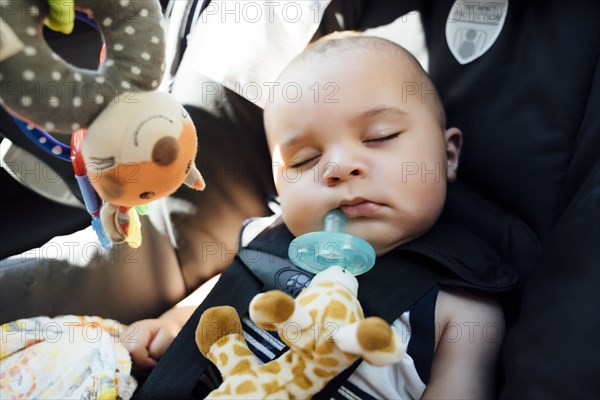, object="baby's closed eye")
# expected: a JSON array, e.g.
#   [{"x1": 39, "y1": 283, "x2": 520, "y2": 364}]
[{"x1": 363, "y1": 132, "x2": 401, "y2": 145}]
